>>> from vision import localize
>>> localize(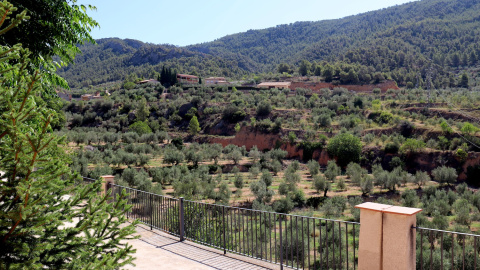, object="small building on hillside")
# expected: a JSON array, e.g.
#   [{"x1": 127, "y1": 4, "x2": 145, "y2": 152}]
[
  {"x1": 177, "y1": 74, "x2": 199, "y2": 84},
  {"x1": 81, "y1": 94, "x2": 93, "y2": 101},
  {"x1": 81, "y1": 92, "x2": 102, "y2": 101},
  {"x1": 57, "y1": 91, "x2": 72, "y2": 102},
  {"x1": 137, "y1": 79, "x2": 160, "y2": 85},
  {"x1": 257, "y1": 82, "x2": 291, "y2": 89},
  {"x1": 205, "y1": 77, "x2": 229, "y2": 85}
]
